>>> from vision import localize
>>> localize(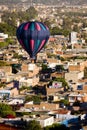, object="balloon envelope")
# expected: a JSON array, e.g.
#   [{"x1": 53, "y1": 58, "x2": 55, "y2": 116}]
[{"x1": 16, "y1": 21, "x2": 50, "y2": 59}]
